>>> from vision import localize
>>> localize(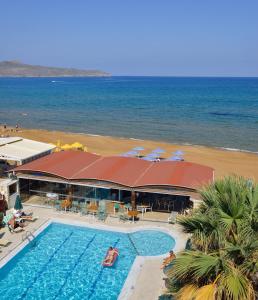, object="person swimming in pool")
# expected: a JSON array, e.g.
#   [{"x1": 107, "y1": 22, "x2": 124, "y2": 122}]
[{"x1": 103, "y1": 247, "x2": 117, "y2": 264}]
